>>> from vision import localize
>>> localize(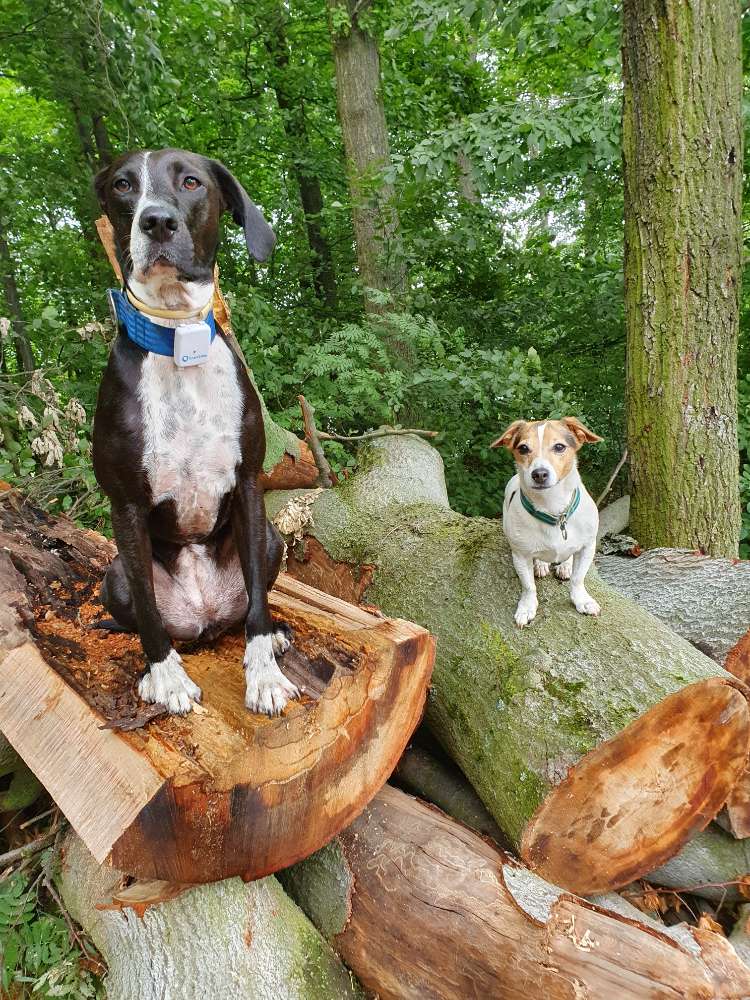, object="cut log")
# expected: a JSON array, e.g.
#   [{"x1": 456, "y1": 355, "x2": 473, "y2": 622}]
[
  {"x1": 646, "y1": 823, "x2": 750, "y2": 905},
  {"x1": 58, "y1": 830, "x2": 364, "y2": 1000},
  {"x1": 0, "y1": 494, "x2": 433, "y2": 882},
  {"x1": 279, "y1": 784, "x2": 750, "y2": 999},
  {"x1": 597, "y1": 494, "x2": 631, "y2": 542},
  {"x1": 393, "y1": 743, "x2": 507, "y2": 847},
  {"x1": 266, "y1": 434, "x2": 750, "y2": 894},
  {"x1": 597, "y1": 548, "x2": 750, "y2": 665}
]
